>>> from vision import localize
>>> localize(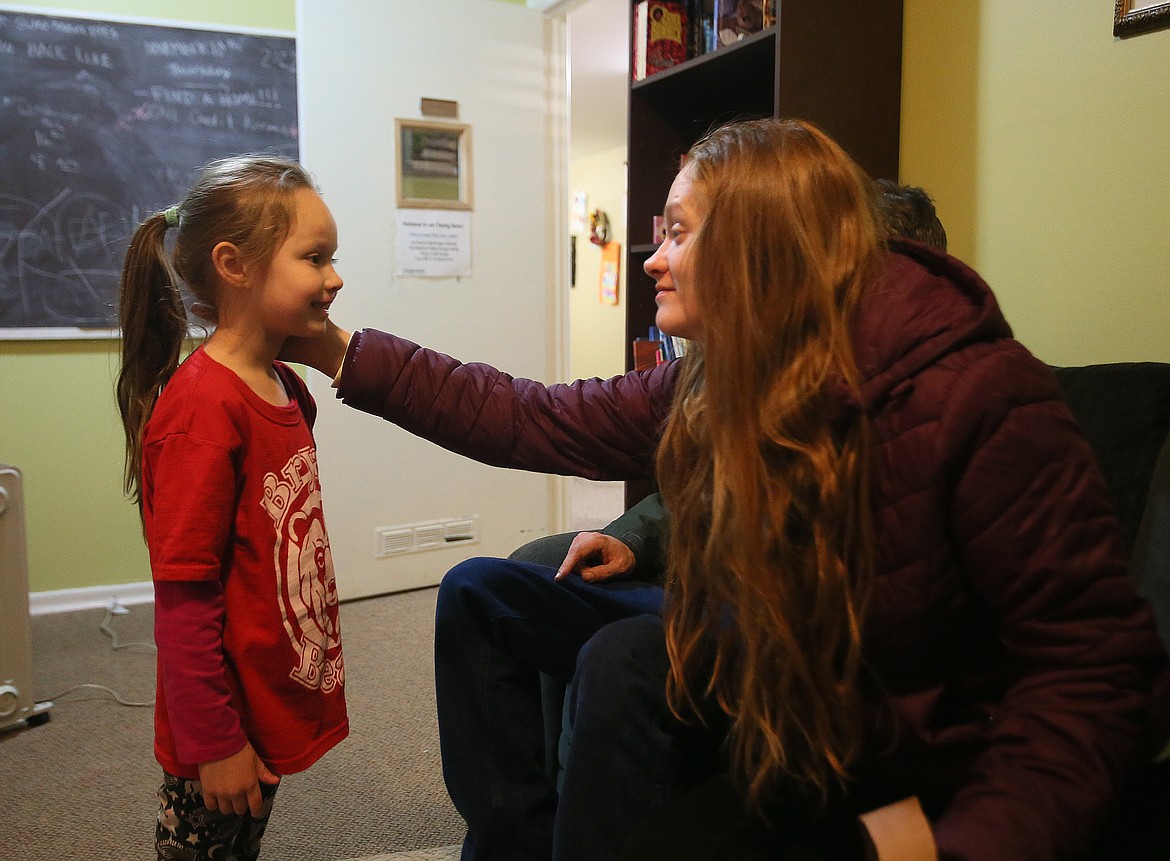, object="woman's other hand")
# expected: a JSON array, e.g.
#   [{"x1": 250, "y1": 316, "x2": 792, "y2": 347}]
[{"x1": 555, "y1": 532, "x2": 637, "y2": 582}]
